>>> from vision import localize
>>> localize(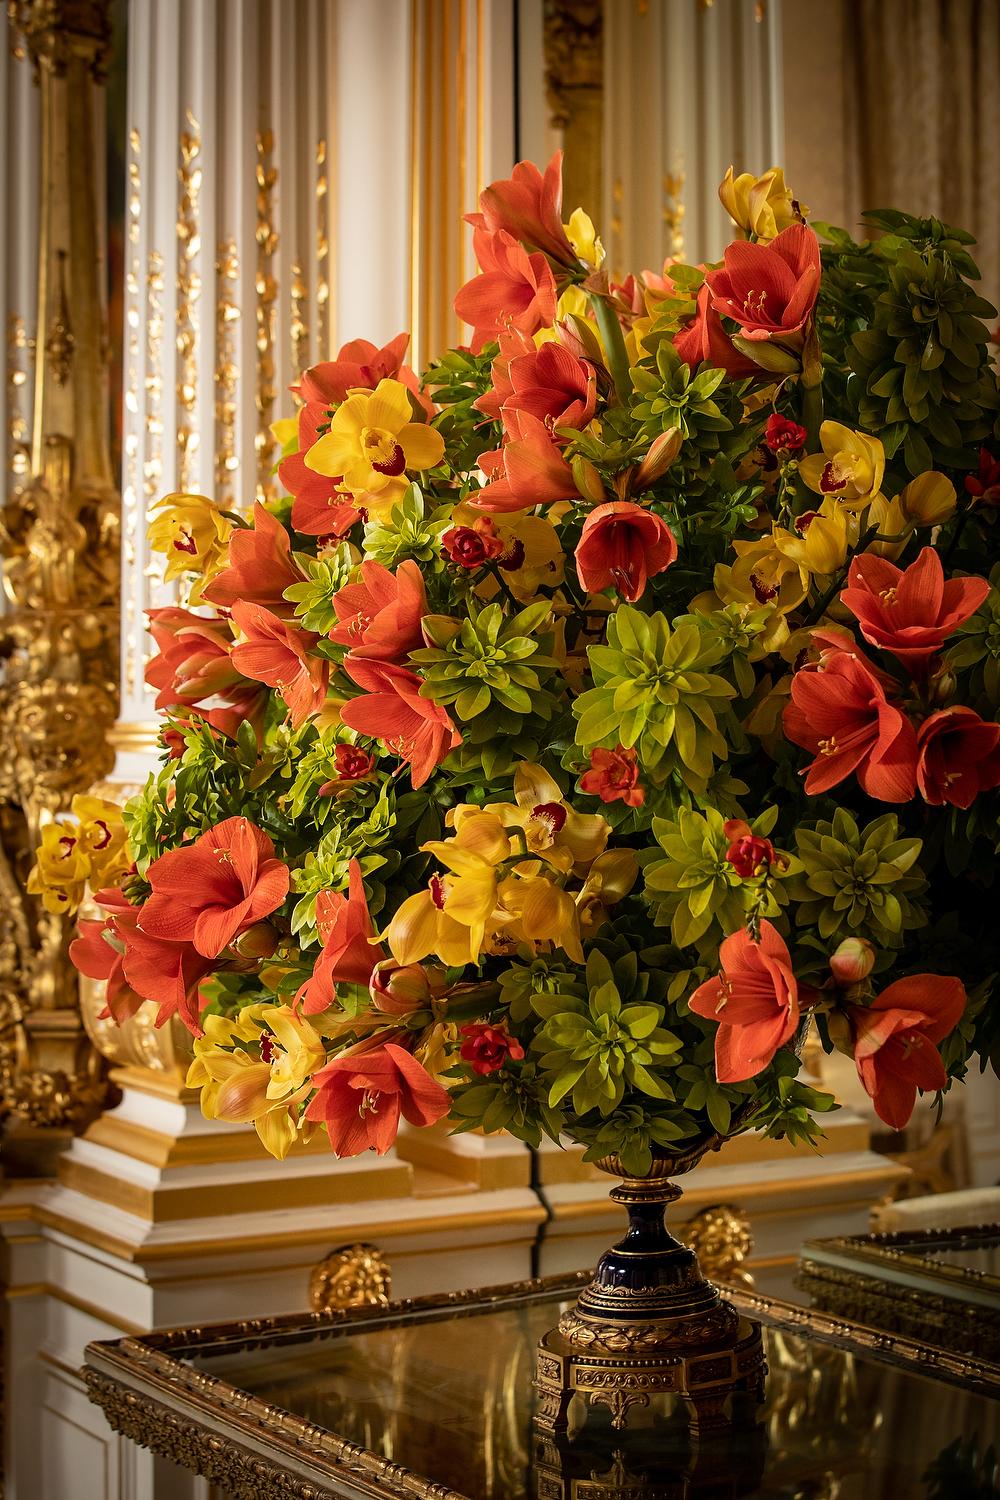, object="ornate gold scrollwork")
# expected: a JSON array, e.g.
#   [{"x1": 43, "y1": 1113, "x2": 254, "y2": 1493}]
[
  {"x1": 1, "y1": 0, "x2": 119, "y2": 1150},
  {"x1": 309, "y1": 1244, "x2": 392, "y2": 1313},
  {"x1": 685, "y1": 1203, "x2": 756, "y2": 1289}
]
